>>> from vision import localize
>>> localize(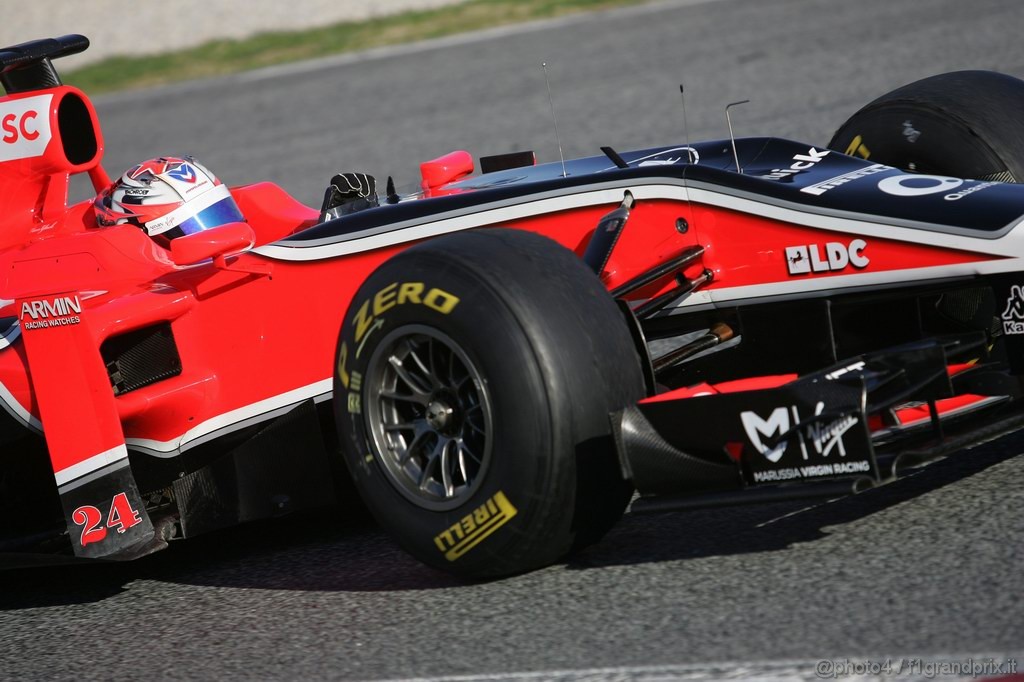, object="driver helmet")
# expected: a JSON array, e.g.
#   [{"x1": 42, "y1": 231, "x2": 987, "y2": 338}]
[{"x1": 94, "y1": 156, "x2": 245, "y2": 246}]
